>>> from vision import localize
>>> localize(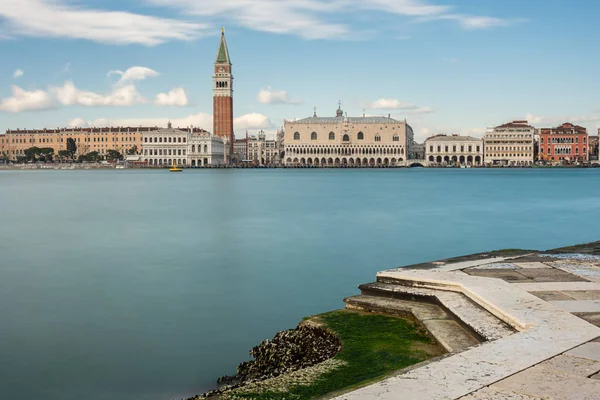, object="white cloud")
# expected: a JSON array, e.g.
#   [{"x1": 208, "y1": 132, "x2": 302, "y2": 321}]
[
  {"x1": 0, "y1": 85, "x2": 53, "y2": 113},
  {"x1": 234, "y1": 113, "x2": 274, "y2": 130},
  {"x1": 408, "y1": 106, "x2": 434, "y2": 115},
  {"x1": 12, "y1": 69, "x2": 24, "y2": 79},
  {"x1": 368, "y1": 98, "x2": 417, "y2": 110},
  {"x1": 525, "y1": 113, "x2": 600, "y2": 127},
  {"x1": 68, "y1": 117, "x2": 86, "y2": 127},
  {"x1": 53, "y1": 81, "x2": 146, "y2": 107},
  {"x1": 0, "y1": 0, "x2": 205, "y2": 46},
  {"x1": 155, "y1": 88, "x2": 189, "y2": 106},
  {"x1": 69, "y1": 113, "x2": 213, "y2": 129},
  {"x1": 257, "y1": 87, "x2": 301, "y2": 105},
  {"x1": 68, "y1": 112, "x2": 273, "y2": 132},
  {"x1": 108, "y1": 66, "x2": 159, "y2": 83},
  {"x1": 147, "y1": 0, "x2": 522, "y2": 39}
]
